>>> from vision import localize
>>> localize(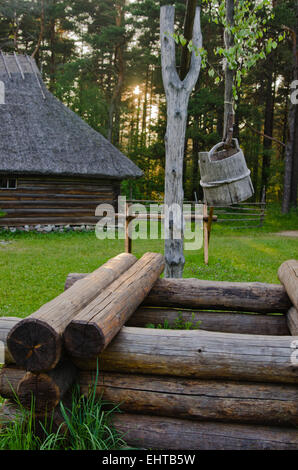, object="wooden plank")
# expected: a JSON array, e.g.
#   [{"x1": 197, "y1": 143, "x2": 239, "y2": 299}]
[
  {"x1": 7, "y1": 253, "x2": 137, "y2": 372},
  {"x1": 64, "y1": 253, "x2": 165, "y2": 359},
  {"x1": 79, "y1": 371, "x2": 298, "y2": 427},
  {"x1": 112, "y1": 413, "x2": 298, "y2": 450},
  {"x1": 72, "y1": 326, "x2": 298, "y2": 384}
]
